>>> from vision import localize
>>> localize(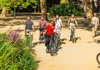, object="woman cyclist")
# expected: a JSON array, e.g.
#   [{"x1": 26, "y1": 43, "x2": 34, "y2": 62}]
[{"x1": 68, "y1": 14, "x2": 78, "y2": 41}]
